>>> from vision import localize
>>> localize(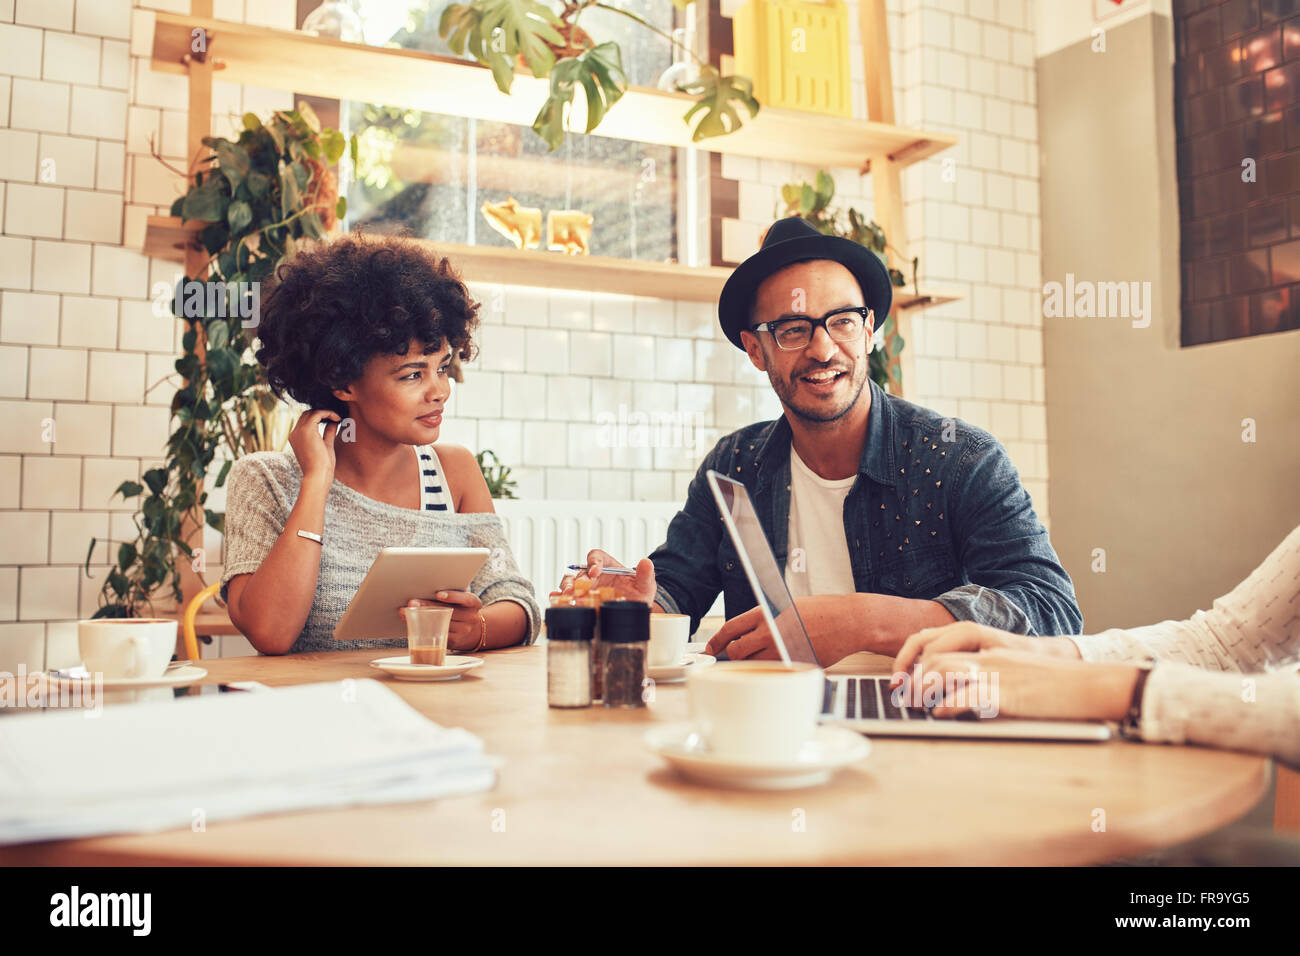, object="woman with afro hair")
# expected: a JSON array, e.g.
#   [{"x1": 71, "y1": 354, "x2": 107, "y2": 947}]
[{"x1": 220, "y1": 234, "x2": 539, "y2": 655}]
